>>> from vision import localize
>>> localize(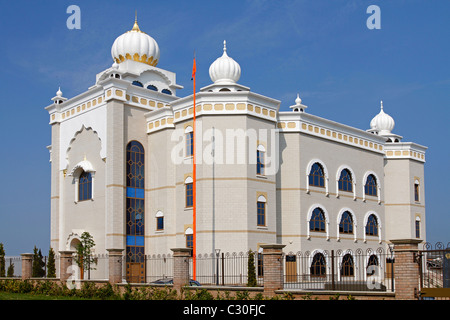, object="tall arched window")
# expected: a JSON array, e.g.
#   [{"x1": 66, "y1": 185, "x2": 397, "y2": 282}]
[
  {"x1": 78, "y1": 171, "x2": 92, "y2": 201},
  {"x1": 156, "y1": 211, "x2": 164, "y2": 231},
  {"x1": 309, "y1": 163, "x2": 325, "y2": 187},
  {"x1": 257, "y1": 145, "x2": 265, "y2": 176},
  {"x1": 365, "y1": 174, "x2": 377, "y2": 196},
  {"x1": 310, "y1": 208, "x2": 326, "y2": 232},
  {"x1": 310, "y1": 253, "x2": 326, "y2": 277},
  {"x1": 185, "y1": 126, "x2": 194, "y2": 157},
  {"x1": 341, "y1": 254, "x2": 354, "y2": 277},
  {"x1": 185, "y1": 228, "x2": 193, "y2": 256},
  {"x1": 339, "y1": 211, "x2": 353, "y2": 234},
  {"x1": 338, "y1": 169, "x2": 353, "y2": 192},
  {"x1": 126, "y1": 141, "x2": 145, "y2": 283},
  {"x1": 365, "y1": 214, "x2": 378, "y2": 236},
  {"x1": 257, "y1": 195, "x2": 266, "y2": 226},
  {"x1": 185, "y1": 176, "x2": 193, "y2": 207}
]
